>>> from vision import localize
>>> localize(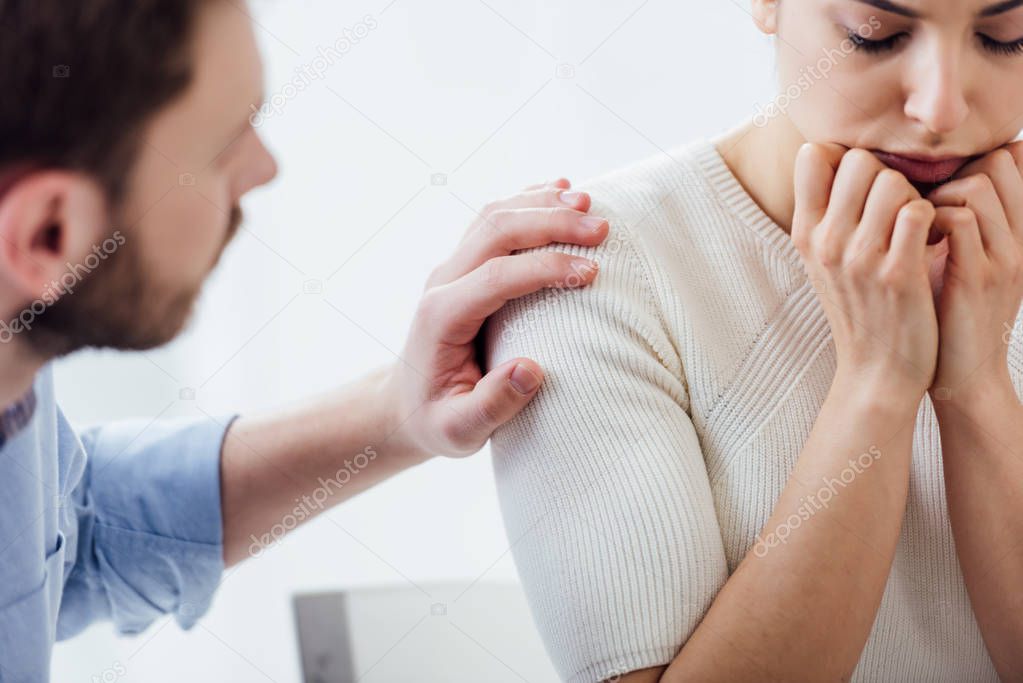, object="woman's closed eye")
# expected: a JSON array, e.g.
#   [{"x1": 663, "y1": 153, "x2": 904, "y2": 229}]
[
  {"x1": 846, "y1": 29, "x2": 908, "y2": 53},
  {"x1": 978, "y1": 33, "x2": 1023, "y2": 55},
  {"x1": 846, "y1": 28, "x2": 1023, "y2": 56}
]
